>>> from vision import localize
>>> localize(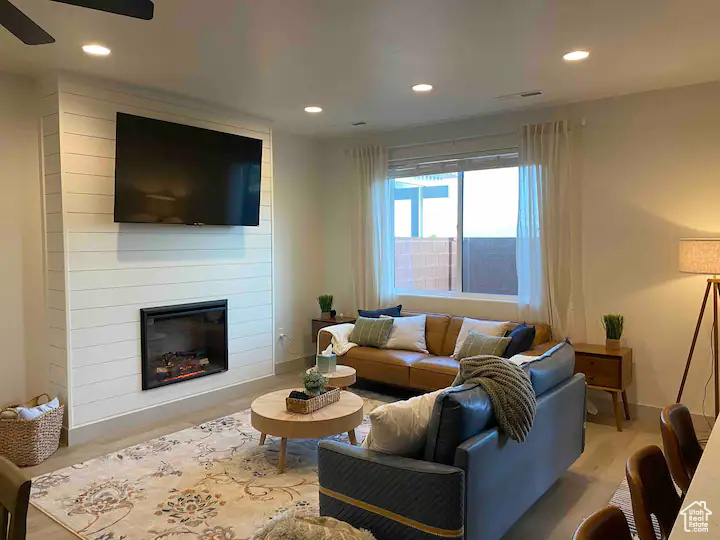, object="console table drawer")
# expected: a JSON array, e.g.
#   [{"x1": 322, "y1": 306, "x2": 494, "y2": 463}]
[{"x1": 575, "y1": 355, "x2": 621, "y2": 389}]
